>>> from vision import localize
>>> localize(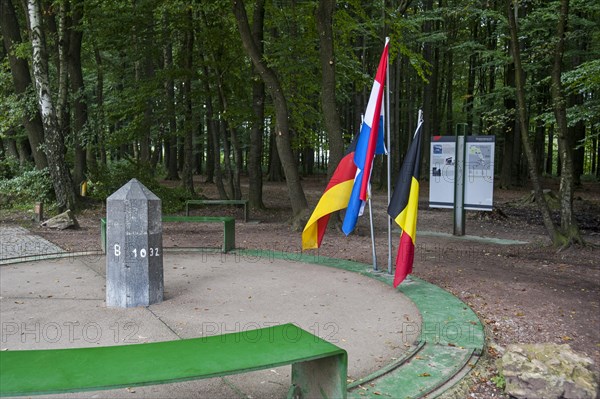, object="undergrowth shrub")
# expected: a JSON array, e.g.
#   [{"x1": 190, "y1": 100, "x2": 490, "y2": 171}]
[
  {"x1": 0, "y1": 167, "x2": 54, "y2": 208},
  {"x1": 87, "y1": 160, "x2": 194, "y2": 213},
  {"x1": 0, "y1": 156, "x2": 20, "y2": 180}
]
